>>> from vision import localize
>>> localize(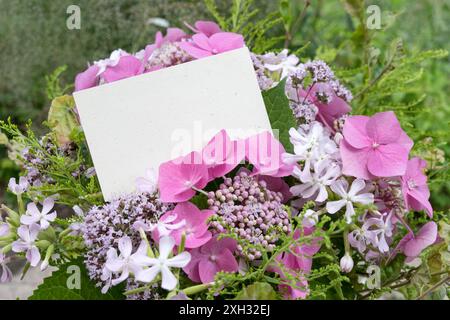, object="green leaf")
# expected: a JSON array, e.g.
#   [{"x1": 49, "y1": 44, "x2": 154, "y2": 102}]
[
  {"x1": 47, "y1": 95, "x2": 78, "y2": 146},
  {"x1": 29, "y1": 258, "x2": 124, "y2": 300},
  {"x1": 262, "y1": 79, "x2": 296, "y2": 153},
  {"x1": 235, "y1": 282, "x2": 278, "y2": 300},
  {"x1": 0, "y1": 131, "x2": 8, "y2": 145}
]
